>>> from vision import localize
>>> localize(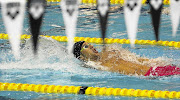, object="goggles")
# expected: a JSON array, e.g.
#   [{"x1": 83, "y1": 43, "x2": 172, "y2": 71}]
[{"x1": 81, "y1": 44, "x2": 90, "y2": 52}]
